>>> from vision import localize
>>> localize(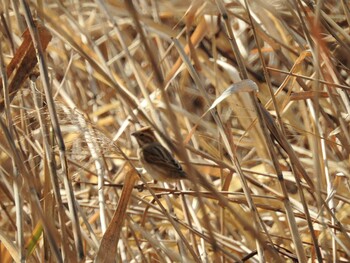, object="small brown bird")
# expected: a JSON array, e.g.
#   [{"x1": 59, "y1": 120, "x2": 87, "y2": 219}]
[{"x1": 131, "y1": 126, "x2": 187, "y2": 181}]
